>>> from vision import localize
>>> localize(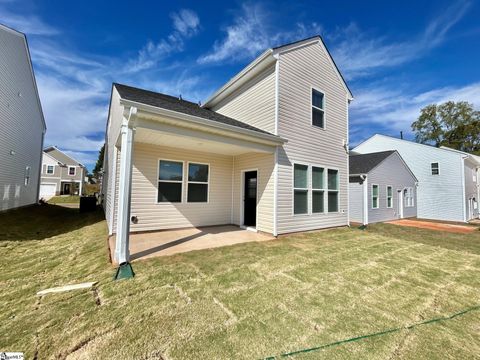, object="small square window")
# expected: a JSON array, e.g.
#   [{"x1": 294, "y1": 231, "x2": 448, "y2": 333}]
[
  {"x1": 431, "y1": 162, "x2": 439, "y2": 175},
  {"x1": 68, "y1": 166, "x2": 76, "y2": 176},
  {"x1": 46, "y1": 165, "x2": 54, "y2": 174}
]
